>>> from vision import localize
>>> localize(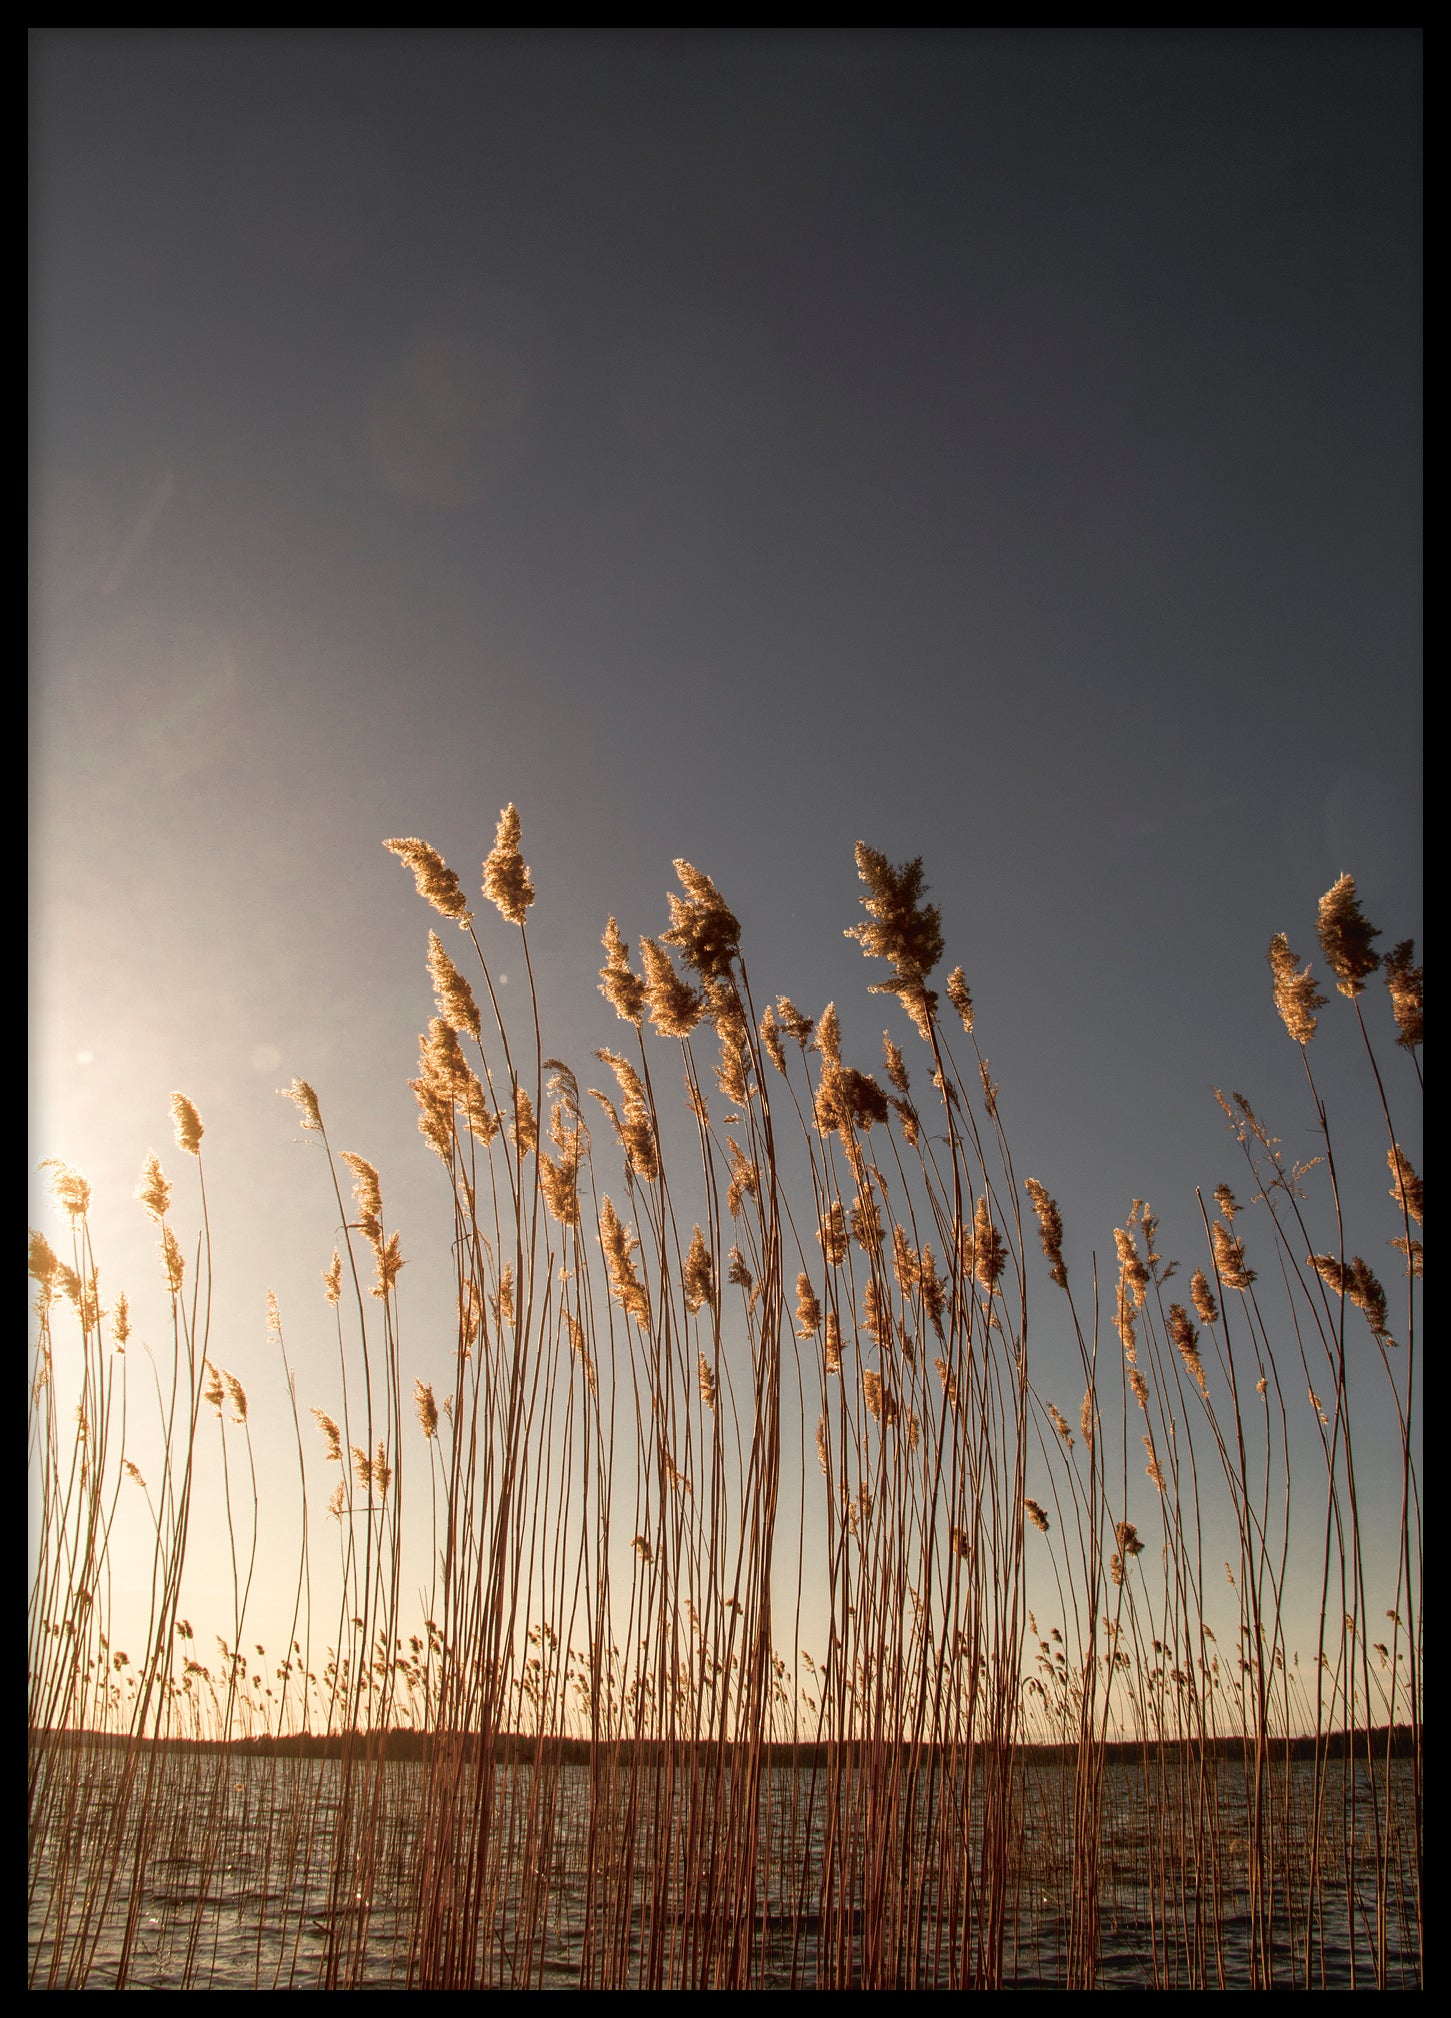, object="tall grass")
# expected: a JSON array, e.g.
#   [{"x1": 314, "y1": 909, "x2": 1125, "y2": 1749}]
[{"x1": 28, "y1": 819, "x2": 1421, "y2": 1988}]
